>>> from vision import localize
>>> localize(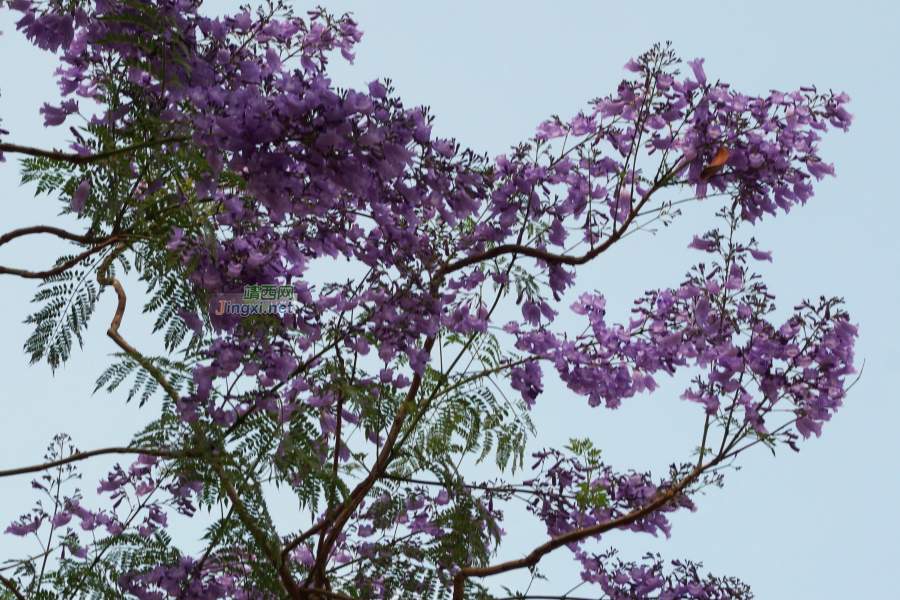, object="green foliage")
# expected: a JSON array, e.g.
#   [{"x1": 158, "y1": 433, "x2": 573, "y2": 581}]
[
  {"x1": 564, "y1": 438, "x2": 609, "y2": 512},
  {"x1": 94, "y1": 354, "x2": 192, "y2": 406},
  {"x1": 18, "y1": 109, "x2": 213, "y2": 378},
  {"x1": 20, "y1": 157, "x2": 77, "y2": 199},
  {"x1": 23, "y1": 255, "x2": 103, "y2": 370}
]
